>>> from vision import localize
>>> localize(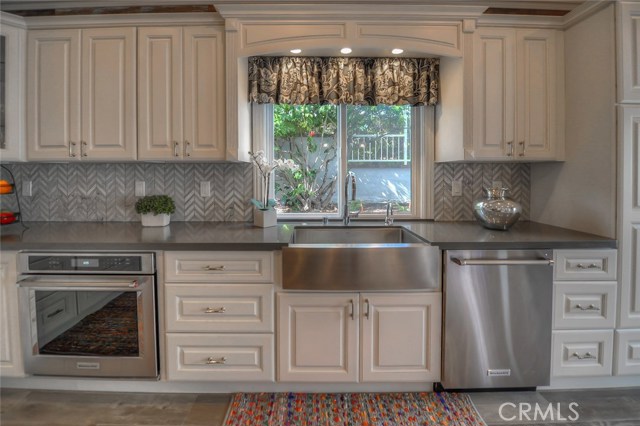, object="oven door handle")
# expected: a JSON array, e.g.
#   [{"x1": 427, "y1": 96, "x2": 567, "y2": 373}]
[{"x1": 17, "y1": 278, "x2": 146, "y2": 291}]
